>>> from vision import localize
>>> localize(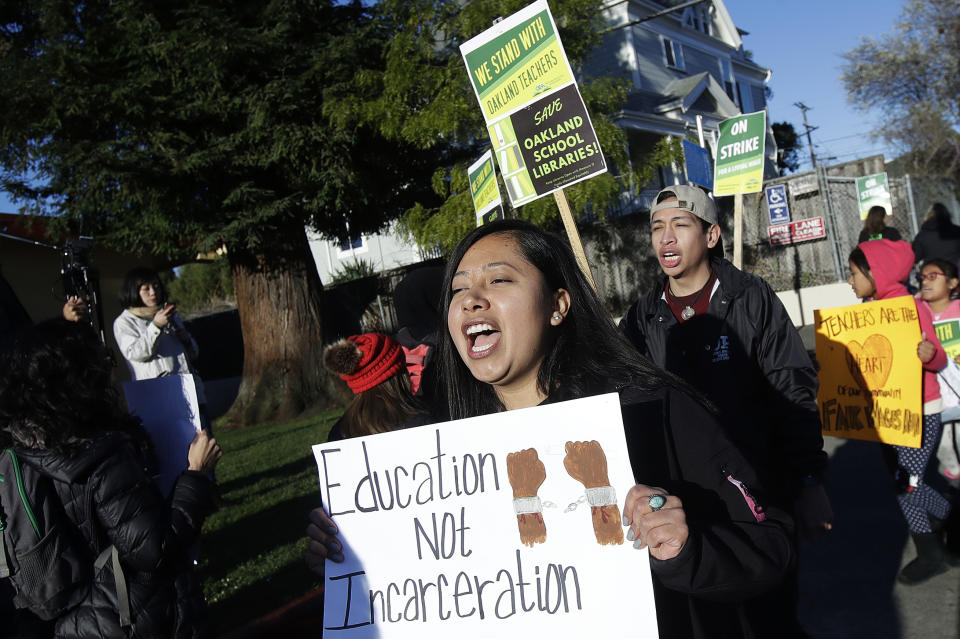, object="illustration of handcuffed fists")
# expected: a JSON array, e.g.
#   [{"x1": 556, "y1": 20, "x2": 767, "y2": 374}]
[
  {"x1": 622, "y1": 484, "x2": 688, "y2": 561},
  {"x1": 563, "y1": 441, "x2": 624, "y2": 546},
  {"x1": 507, "y1": 448, "x2": 547, "y2": 547}
]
